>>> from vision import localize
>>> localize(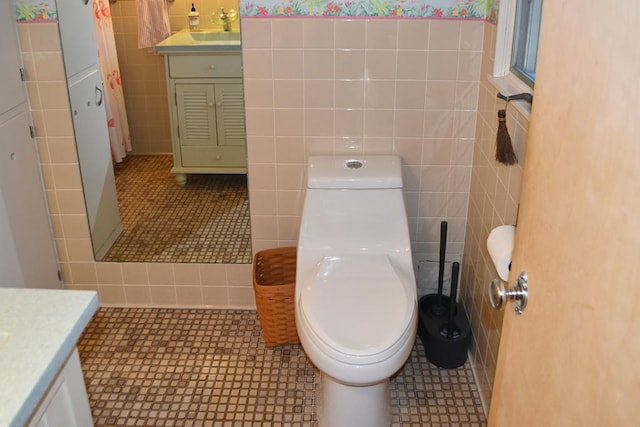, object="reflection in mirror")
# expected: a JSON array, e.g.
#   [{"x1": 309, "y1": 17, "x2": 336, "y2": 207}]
[
  {"x1": 64, "y1": 0, "x2": 250, "y2": 264},
  {"x1": 102, "y1": 156, "x2": 251, "y2": 264}
]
